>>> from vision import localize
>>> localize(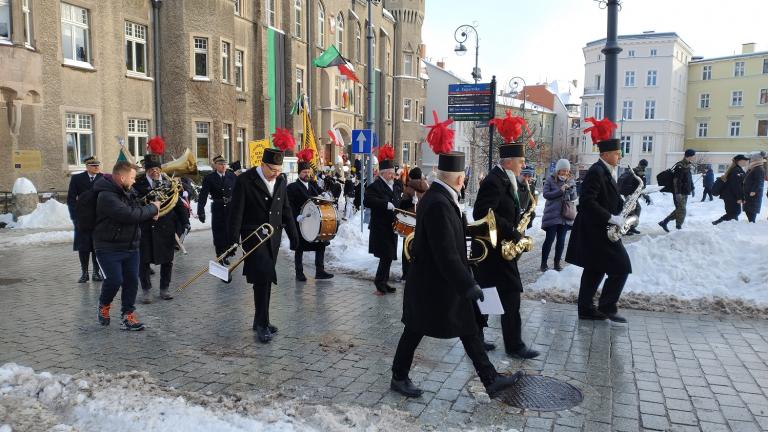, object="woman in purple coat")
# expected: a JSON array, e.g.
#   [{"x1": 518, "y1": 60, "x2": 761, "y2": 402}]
[{"x1": 540, "y1": 159, "x2": 577, "y2": 271}]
